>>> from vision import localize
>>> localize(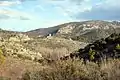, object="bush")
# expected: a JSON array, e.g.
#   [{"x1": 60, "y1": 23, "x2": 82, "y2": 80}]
[
  {"x1": 22, "y1": 60, "x2": 89, "y2": 80},
  {"x1": 0, "y1": 77, "x2": 11, "y2": 80},
  {"x1": 22, "y1": 59, "x2": 120, "y2": 80},
  {"x1": 89, "y1": 48, "x2": 95, "y2": 60},
  {"x1": 115, "y1": 44, "x2": 120, "y2": 50},
  {"x1": 17, "y1": 54, "x2": 32, "y2": 60},
  {"x1": 0, "y1": 48, "x2": 5, "y2": 65}
]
